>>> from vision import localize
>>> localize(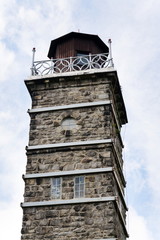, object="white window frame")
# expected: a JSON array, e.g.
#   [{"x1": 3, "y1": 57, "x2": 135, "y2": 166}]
[
  {"x1": 74, "y1": 176, "x2": 85, "y2": 198},
  {"x1": 51, "y1": 177, "x2": 62, "y2": 199}
]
